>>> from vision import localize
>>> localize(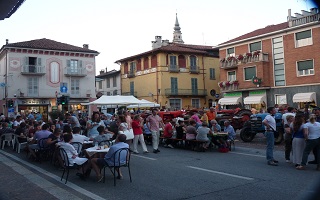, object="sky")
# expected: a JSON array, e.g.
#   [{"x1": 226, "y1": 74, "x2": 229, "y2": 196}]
[{"x1": 0, "y1": 0, "x2": 317, "y2": 75}]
